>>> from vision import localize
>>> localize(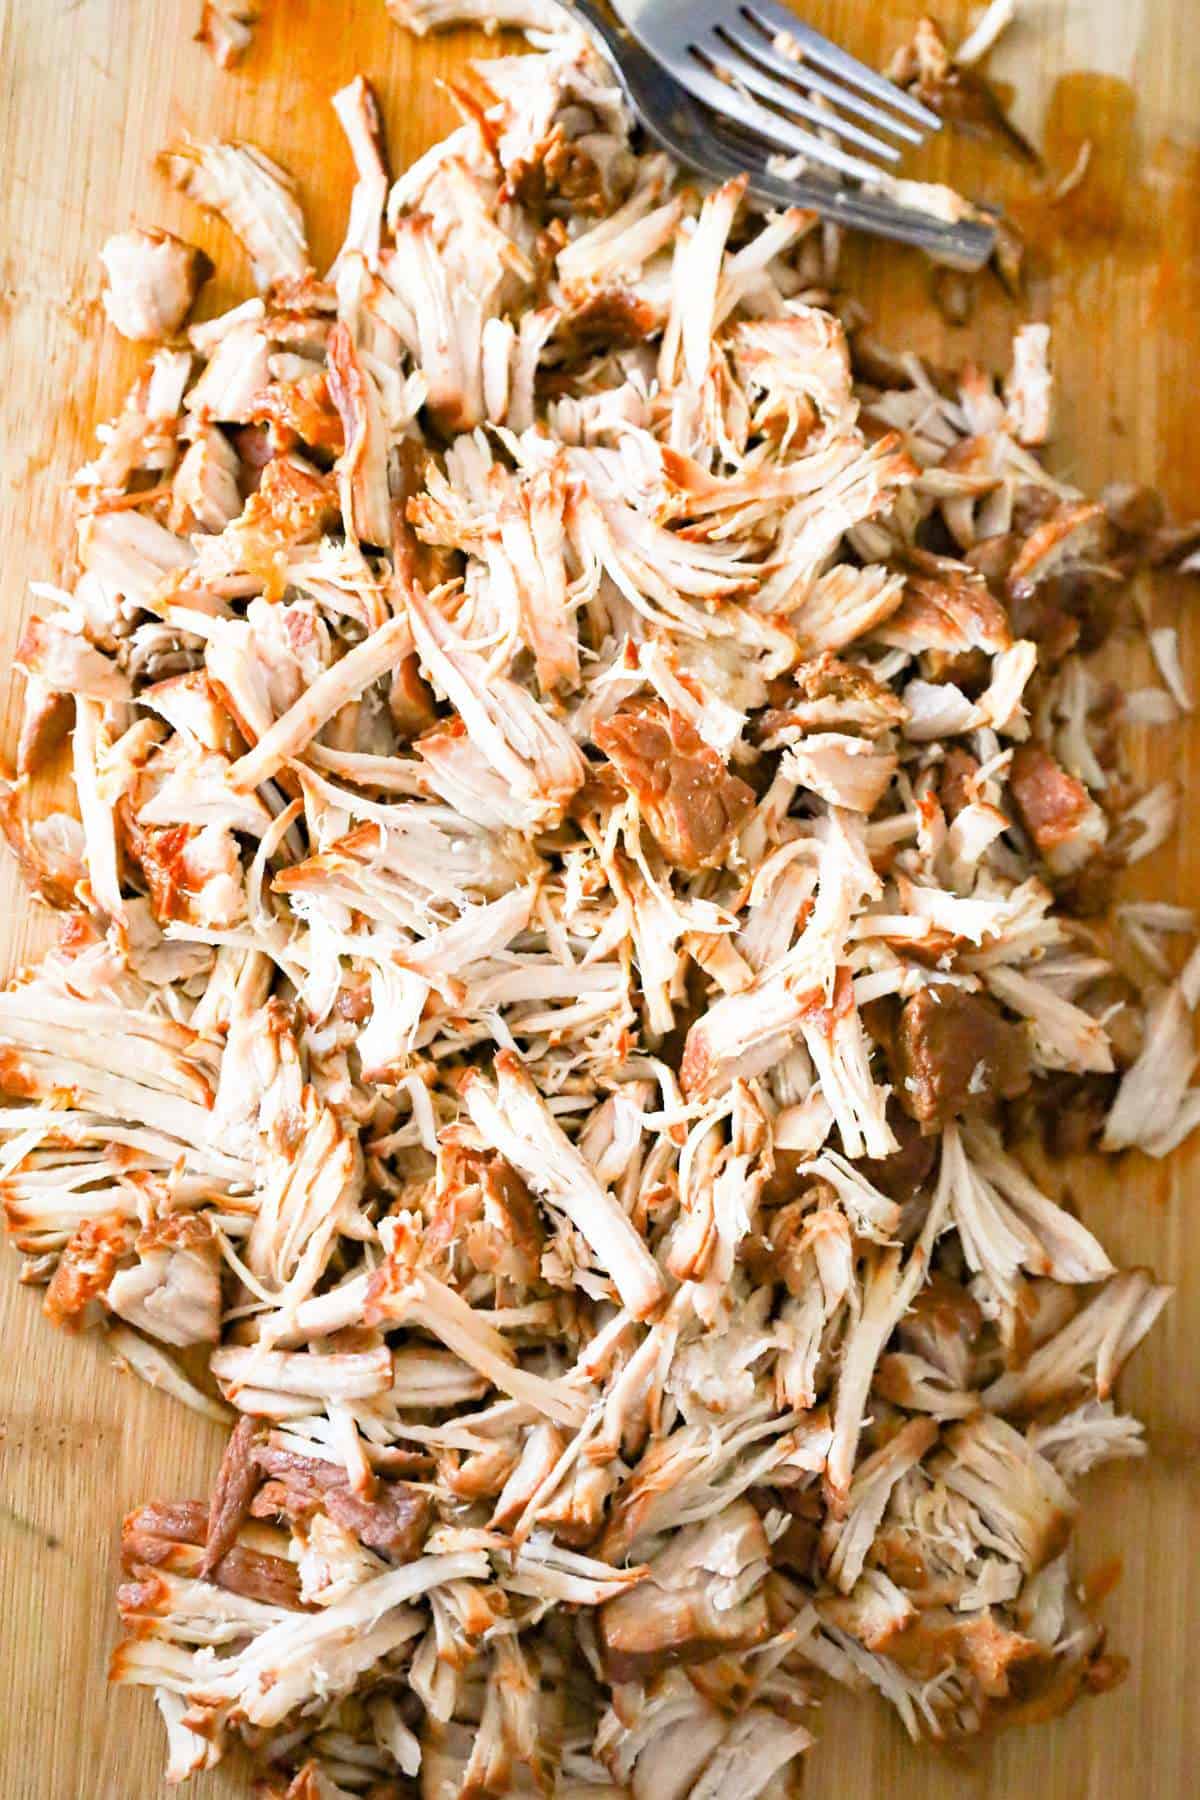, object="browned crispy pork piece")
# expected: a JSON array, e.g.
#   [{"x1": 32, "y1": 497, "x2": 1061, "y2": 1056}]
[
  {"x1": 43, "y1": 1214, "x2": 131, "y2": 1330},
  {"x1": 1008, "y1": 743, "x2": 1108, "y2": 879},
  {"x1": 121, "y1": 1499, "x2": 307, "y2": 1609},
  {"x1": 99, "y1": 228, "x2": 211, "y2": 341},
  {"x1": 595, "y1": 702, "x2": 755, "y2": 871},
  {"x1": 203, "y1": 1415, "x2": 266, "y2": 1575},
  {"x1": 756, "y1": 653, "x2": 908, "y2": 743},
  {"x1": 245, "y1": 373, "x2": 345, "y2": 459},
  {"x1": 235, "y1": 451, "x2": 341, "y2": 549},
  {"x1": 891, "y1": 987, "x2": 1031, "y2": 1130},
  {"x1": 252, "y1": 1444, "x2": 433, "y2": 1561},
  {"x1": 876, "y1": 562, "x2": 1011, "y2": 656}
]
